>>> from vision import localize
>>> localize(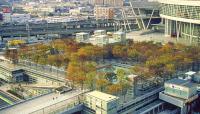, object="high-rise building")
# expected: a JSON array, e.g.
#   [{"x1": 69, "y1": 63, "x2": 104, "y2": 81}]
[{"x1": 158, "y1": 0, "x2": 200, "y2": 44}]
